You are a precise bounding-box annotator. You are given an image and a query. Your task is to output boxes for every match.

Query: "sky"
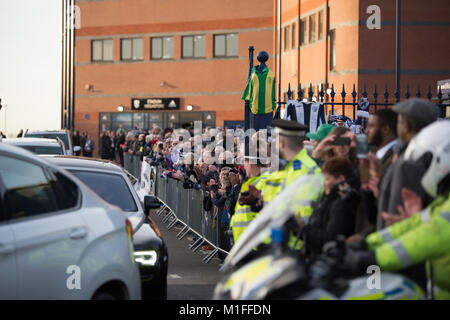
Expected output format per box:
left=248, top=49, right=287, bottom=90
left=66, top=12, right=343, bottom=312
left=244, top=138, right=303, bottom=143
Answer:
left=0, top=0, right=61, bottom=137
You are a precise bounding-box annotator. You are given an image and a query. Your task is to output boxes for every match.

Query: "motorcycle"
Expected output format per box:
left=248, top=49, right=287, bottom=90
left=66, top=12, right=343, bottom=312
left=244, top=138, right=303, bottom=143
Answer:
left=213, top=174, right=426, bottom=300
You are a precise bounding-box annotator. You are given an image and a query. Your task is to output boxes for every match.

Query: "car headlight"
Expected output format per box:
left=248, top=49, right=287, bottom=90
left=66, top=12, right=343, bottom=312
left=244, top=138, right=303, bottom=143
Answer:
left=134, top=250, right=158, bottom=266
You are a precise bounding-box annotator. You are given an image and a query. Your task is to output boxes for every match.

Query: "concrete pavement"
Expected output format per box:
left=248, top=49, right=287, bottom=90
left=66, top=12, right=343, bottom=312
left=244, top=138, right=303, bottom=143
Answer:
left=150, top=210, right=224, bottom=300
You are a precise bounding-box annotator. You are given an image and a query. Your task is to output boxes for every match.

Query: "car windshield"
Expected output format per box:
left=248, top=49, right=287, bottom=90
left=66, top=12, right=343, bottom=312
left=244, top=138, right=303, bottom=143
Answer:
left=70, top=170, right=138, bottom=212
left=20, top=145, right=64, bottom=155
left=25, top=133, right=69, bottom=150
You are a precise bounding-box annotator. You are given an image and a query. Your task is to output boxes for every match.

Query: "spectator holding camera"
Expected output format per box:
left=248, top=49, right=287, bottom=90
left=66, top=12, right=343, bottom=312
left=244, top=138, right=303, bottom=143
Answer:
left=312, top=126, right=357, bottom=167
left=299, top=156, right=360, bottom=259
left=305, top=123, right=335, bottom=165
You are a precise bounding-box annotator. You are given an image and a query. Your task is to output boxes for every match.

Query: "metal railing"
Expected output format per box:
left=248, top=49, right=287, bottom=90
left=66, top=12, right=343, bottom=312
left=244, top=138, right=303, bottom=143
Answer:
left=123, top=153, right=142, bottom=178
left=145, top=165, right=229, bottom=263
left=277, top=83, right=449, bottom=121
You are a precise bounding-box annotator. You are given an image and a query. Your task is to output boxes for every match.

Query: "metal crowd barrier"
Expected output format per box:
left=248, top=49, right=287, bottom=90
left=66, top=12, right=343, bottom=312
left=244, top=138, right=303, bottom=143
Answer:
left=123, top=153, right=142, bottom=178
left=148, top=165, right=229, bottom=264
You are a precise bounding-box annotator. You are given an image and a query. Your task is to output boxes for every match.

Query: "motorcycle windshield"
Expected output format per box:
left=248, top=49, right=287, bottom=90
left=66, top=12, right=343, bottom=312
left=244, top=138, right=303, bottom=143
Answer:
left=222, top=173, right=324, bottom=272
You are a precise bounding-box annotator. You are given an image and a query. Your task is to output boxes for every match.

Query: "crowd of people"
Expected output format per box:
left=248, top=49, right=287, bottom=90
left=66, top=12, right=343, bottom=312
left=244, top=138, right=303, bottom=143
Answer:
left=103, top=123, right=249, bottom=251
left=71, top=130, right=95, bottom=157
left=92, top=98, right=448, bottom=299
left=133, top=109, right=400, bottom=257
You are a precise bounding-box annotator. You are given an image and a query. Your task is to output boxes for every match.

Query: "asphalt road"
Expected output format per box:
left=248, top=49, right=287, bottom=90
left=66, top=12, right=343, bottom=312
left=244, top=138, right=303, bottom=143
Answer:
left=150, top=210, right=224, bottom=300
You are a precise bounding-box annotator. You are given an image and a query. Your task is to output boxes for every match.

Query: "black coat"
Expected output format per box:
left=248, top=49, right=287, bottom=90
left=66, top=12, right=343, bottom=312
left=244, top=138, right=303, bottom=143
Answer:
left=101, top=135, right=112, bottom=159
left=116, top=134, right=125, bottom=150
left=377, top=148, right=433, bottom=229
left=72, top=134, right=81, bottom=147
left=225, top=184, right=241, bottom=216
left=80, top=135, right=87, bottom=149
left=301, top=184, right=359, bottom=258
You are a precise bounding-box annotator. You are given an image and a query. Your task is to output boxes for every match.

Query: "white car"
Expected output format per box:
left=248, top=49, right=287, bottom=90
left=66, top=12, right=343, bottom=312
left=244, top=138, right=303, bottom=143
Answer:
left=0, top=143, right=141, bottom=299
left=2, top=137, right=66, bottom=155
left=44, top=156, right=169, bottom=300
left=23, top=129, right=76, bottom=156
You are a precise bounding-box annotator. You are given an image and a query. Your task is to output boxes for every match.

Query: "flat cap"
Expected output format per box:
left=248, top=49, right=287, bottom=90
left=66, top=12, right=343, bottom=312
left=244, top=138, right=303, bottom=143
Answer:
left=306, top=123, right=335, bottom=141
left=392, top=98, right=438, bottom=127
left=272, top=119, right=308, bottom=137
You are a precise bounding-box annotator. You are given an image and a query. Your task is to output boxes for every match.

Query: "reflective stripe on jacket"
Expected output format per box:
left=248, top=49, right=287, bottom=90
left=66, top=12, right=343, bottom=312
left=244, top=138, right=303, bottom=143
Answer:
left=260, top=149, right=322, bottom=249
left=263, top=148, right=321, bottom=217
left=230, top=173, right=269, bottom=242
left=366, top=196, right=450, bottom=299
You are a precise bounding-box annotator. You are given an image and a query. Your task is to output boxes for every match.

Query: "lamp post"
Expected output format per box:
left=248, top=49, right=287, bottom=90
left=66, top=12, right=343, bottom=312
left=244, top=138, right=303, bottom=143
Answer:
left=277, top=0, right=282, bottom=118
left=395, top=0, right=401, bottom=96
left=1, top=104, right=7, bottom=136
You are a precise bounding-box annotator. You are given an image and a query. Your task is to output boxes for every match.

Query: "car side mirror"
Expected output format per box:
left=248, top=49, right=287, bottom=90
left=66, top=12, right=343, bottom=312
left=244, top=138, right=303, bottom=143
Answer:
left=144, top=195, right=160, bottom=215
left=73, top=146, right=81, bottom=153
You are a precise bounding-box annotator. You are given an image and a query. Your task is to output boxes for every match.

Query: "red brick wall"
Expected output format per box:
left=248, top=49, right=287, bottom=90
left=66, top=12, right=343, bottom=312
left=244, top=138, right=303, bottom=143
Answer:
left=74, top=0, right=276, bottom=156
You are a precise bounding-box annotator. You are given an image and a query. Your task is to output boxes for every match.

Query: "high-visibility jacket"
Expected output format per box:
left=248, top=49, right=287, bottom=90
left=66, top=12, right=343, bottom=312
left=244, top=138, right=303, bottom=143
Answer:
left=242, top=66, right=276, bottom=115
left=230, top=172, right=269, bottom=243
left=263, top=148, right=321, bottom=221
left=366, top=195, right=450, bottom=300
left=261, top=148, right=322, bottom=249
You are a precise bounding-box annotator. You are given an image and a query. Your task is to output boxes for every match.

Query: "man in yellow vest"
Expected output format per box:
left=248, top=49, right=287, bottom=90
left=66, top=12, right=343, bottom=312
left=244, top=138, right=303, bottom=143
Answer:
left=230, top=145, right=270, bottom=243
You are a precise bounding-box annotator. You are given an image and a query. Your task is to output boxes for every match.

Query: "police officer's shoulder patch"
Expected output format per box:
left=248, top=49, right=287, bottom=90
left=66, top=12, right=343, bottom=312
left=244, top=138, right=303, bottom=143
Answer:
left=293, top=160, right=302, bottom=170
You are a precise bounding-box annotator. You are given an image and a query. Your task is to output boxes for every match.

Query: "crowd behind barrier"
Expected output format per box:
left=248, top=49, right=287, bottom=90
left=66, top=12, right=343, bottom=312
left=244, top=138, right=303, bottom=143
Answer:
left=154, top=165, right=229, bottom=263
left=130, top=158, right=230, bottom=263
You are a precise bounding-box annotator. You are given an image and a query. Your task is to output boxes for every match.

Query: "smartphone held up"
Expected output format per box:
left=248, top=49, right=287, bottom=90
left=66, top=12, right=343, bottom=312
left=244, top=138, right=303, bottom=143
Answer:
left=355, top=134, right=370, bottom=159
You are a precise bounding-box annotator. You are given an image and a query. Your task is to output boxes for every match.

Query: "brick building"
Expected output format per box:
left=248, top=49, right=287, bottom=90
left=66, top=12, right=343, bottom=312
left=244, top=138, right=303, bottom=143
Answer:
left=279, top=0, right=450, bottom=103
left=73, top=0, right=450, bottom=152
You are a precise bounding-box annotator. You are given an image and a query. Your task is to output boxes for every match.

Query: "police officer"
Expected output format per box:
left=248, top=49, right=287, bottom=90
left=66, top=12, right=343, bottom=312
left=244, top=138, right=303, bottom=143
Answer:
left=343, top=120, right=450, bottom=299
left=262, top=119, right=321, bottom=220
left=239, top=119, right=322, bottom=250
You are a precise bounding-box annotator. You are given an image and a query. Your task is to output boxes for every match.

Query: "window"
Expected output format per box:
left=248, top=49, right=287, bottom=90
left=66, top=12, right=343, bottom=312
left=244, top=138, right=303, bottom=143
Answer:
left=112, top=113, right=132, bottom=131
left=284, top=26, right=290, bottom=51
left=318, top=11, right=324, bottom=40
left=214, top=33, right=238, bottom=57
left=24, top=133, right=70, bottom=153
left=149, top=112, right=164, bottom=129
left=182, top=35, right=205, bottom=58
left=0, top=156, right=59, bottom=220
left=300, top=18, right=307, bottom=45
left=133, top=113, right=145, bottom=130
left=0, top=194, right=4, bottom=221
left=291, top=23, right=296, bottom=48
left=330, top=29, right=336, bottom=70
left=19, top=145, right=64, bottom=155
left=121, top=38, right=143, bottom=61
left=151, top=37, right=174, bottom=59
left=50, top=171, right=80, bottom=210
left=70, top=171, right=137, bottom=212
left=309, top=14, right=316, bottom=43
left=92, top=39, right=113, bottom=62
